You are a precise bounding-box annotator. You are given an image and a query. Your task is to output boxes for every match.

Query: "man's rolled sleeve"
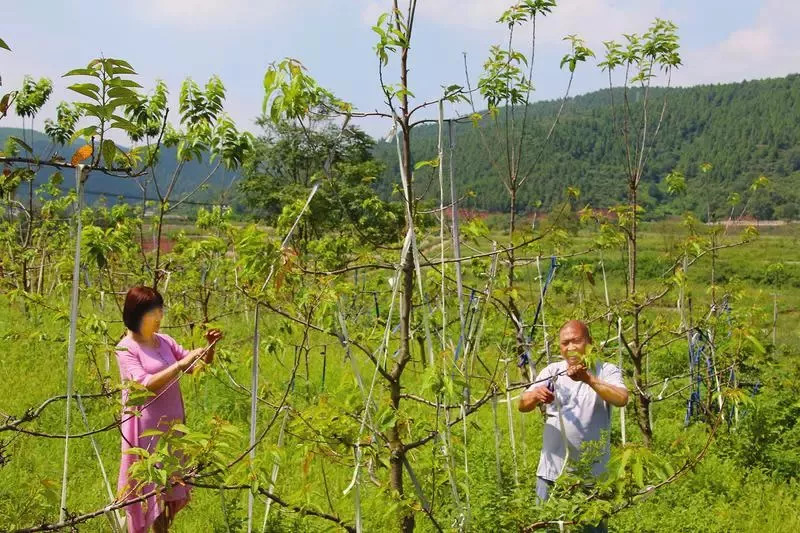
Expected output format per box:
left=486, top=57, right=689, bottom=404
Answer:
left=600, top=363, right=627, bottom=390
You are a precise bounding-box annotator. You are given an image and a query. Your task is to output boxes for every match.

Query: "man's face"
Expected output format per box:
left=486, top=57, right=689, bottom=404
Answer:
left=559, top=324, right=589, bottom=364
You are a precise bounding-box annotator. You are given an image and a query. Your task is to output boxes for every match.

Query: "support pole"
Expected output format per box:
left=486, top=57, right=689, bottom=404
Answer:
left=438, top=99, right=447, bottom=352
left=504, top=365, right=520, bottom=486
left=247, top=303, right=260, bottom=533
left=77, top=394, right=123, bottom=532
left=618, top=317, right=626, bottom=445
left=491, top=394, right=503, bottom=486
left=59, top=164, right=88, bottom=522
left=772, top=293, right=778, bottom=345
left=261, top=407, right=290, bottom=532
left=448, top=120, right=465, bottom=363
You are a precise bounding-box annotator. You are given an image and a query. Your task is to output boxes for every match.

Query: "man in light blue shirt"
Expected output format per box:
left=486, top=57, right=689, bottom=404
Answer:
left=519, top=320, right=628, bottom=531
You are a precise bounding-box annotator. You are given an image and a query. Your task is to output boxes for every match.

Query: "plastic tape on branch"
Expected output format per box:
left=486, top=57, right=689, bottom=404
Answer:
left=518, top=256, right=559, bottom=368
left=686, top=331, right=700, bottom=424
left=685, top=328, right=714, bottom=425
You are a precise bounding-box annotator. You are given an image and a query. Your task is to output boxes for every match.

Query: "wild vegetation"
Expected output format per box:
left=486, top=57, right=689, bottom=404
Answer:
left=1, top=3, right=799, bottom=533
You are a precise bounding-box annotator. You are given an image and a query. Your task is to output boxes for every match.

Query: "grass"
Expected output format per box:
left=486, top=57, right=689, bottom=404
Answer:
left=0, top=221, right=798, bottom=531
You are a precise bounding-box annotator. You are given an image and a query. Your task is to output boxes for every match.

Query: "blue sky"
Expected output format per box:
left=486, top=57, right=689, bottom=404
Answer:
left=2, top=0, right=798, bottom=139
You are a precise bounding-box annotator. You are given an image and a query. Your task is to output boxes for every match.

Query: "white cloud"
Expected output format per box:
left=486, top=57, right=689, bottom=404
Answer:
left=360, top=1, right=386, bottom=26
left=362, top=1, right=667, bottom=42
left=359, top=0, right=800, bottom=88
left=130, top=0, right=289, bottom=28
left=360, top=0, right=681, bottom=68
left=361, top=0, right=504, bottom=28
left=675, top=0, right=800, bottom=85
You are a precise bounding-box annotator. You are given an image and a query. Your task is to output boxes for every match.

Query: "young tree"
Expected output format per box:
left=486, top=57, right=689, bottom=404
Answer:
left=474, top=1, right=593, bottom=378
left=599, top=19, right=681, bottom=445
left=239, top=120, right=403, bottom=250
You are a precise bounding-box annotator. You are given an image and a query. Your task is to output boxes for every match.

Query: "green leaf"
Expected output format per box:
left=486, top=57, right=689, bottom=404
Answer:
left=8, top=136, right=33, bottom=154
left=67, top=83, right=101, bottom=101
left=414, top=157, right=439, bottom=170
left=102, top=139, right=117, bottom=167
left=106, top=58, right=137, bottom=72
left=750, top=175, right=770, bottom=191
left=109, top=78, right=143, bottom=89
left=107, top=96, right=142, bottom=109
left=107, top=86, right=139, bottom=99
left=0, top=37, right=10, bottom=51
left=70, top=125, right=98, bottom=143
left=124, top=447, right=151, bottom=457
left=665, top=170, right=686, bottom=195
left=49, top=171, right=64, bottom=187
left=172, top=423, right=191, bottom=434
left=109, top=65, right=137, bottom=76
left=745, top=334, right=766, bottom=354
left=618, top=448, right=632, bottom=476
left=79, top=103, right=106, bottom=118
left=632, top=457, right=644, bottom=488
left=106, top=58, right=134, bottom=69
left=567, top=186, right=581, bottom=199
left=263, top=69, right=277, bottom=92
left=110, top=116, right=140, bottom=133
left=462, top=218, right=489, bottom=240
left=63, top=68, right=95, bottom=77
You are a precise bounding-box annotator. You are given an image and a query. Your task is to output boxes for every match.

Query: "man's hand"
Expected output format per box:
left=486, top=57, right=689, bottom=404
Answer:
left=529, top=385, right=555, bottom=404
left=519, top=385, right=554, bottom=412
left=567, top=363, right=591, bottom=383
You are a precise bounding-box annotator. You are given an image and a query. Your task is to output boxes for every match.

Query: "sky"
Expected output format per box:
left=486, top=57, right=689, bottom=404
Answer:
left=2, top=0, right=799, bottom=139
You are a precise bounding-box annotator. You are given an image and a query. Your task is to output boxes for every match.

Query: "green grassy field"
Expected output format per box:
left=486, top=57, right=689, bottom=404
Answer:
left=1, top=221, right=799, bottom=532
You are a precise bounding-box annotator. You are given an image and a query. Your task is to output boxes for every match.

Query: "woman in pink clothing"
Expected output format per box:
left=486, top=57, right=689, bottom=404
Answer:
left=115, top=286, right=222, bottom=533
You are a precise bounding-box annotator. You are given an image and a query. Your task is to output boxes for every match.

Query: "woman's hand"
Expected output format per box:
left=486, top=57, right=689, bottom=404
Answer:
left=205, top=329, right=223, bottom=345
left=202, top=329, right=223, bottom=365
left=177, top=348, right=205, bottom=371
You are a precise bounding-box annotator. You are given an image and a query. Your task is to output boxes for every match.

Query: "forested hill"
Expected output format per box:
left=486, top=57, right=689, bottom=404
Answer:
left=0, top=128, right=238, bottom=208
left=374, top=74, right=800, bottom=220
left=4, top=75, right=799, bottom=219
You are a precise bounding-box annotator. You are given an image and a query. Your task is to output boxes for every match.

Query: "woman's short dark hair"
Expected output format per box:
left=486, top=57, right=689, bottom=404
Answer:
left=123, top=286, right=164, bottom=333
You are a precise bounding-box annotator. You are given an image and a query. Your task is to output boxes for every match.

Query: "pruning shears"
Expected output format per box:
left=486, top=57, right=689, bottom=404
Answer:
left=540, top=375, right=558, bottom=418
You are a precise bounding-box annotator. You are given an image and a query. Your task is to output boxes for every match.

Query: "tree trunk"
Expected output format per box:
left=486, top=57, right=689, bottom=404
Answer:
left=630, top=352, right=652, bottom=447
left=508, top=185, right=526, bottom=378
left=390, top=232, right=415, bottom=533
left=153, top=202, right=166, bottom=288
left=628, top=179, right=653, bottom=444
left=390, top=58, right=415, bottom=532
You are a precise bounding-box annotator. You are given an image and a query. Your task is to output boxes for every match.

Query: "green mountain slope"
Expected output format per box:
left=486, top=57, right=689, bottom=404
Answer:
left=375, top=74, right=800, bottom=220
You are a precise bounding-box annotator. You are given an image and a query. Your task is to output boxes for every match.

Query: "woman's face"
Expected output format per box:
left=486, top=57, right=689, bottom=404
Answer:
left=139, top=306, right=163, bottom=337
